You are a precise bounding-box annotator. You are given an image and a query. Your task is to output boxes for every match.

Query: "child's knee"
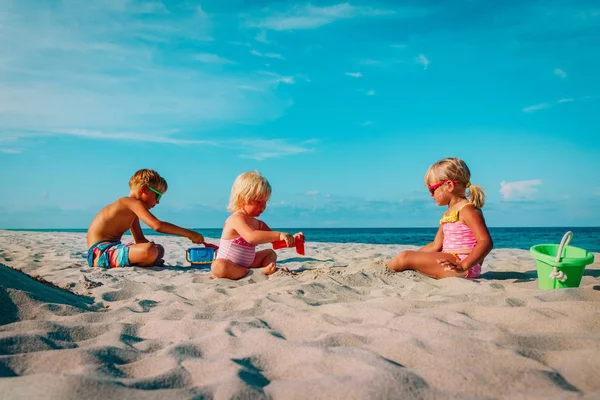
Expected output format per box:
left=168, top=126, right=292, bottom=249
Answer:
left=210, top=263, right=227, bottom=279
left=154, top=243, right=165, bottom=260
left=267, top=249, right=277, bottom=260
left=387, top=251, right=409, bottom=271
left=139, top=242, right=159, bottom=263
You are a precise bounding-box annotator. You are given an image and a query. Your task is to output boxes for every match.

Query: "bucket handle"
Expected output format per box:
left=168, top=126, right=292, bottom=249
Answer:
left=554, top=231, right=572, bottom=263
left=549, top=231, right=572, bottom=283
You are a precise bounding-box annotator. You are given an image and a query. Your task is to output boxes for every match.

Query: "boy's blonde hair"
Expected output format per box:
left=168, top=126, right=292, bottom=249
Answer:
left=228, top=170, right=272, bottom=212
left=424, top=157, right=485, bottom=208
left=129, top=169, right=168, bottom=193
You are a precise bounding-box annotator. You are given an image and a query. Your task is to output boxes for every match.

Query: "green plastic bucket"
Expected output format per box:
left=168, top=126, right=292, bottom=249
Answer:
left=530, top=232, right=594, bottom=290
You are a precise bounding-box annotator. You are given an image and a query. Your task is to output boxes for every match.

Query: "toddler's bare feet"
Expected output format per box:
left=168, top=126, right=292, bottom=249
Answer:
left=262, top=263, right=277, bottom=275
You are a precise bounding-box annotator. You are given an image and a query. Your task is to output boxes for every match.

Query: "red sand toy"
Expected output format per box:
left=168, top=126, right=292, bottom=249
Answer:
left=272, top=236, right=305, bottom=255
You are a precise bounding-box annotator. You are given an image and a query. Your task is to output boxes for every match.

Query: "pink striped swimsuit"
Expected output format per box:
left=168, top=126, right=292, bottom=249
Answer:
left=215, top=236, right=256, bottom=268
left=441, top=203, right=481, bottom=278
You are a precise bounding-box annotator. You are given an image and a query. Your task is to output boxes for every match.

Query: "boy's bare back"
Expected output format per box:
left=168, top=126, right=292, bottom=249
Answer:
left=87, top=197, right=144, bottom=247
left=85, top=169, right=204, bottom=268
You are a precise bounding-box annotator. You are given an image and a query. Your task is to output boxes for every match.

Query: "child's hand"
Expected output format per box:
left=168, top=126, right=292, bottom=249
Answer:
left=189, top=232, right=205, bottom=244
left=436, top=258, right=466, bottom=272
left=293, top=232, right=305, bottom=241
left=279, top=232, right=294, bottom=247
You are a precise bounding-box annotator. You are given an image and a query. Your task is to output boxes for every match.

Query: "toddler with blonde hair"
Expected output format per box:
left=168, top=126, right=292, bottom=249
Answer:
left=211, top=170, right=304, bottom=280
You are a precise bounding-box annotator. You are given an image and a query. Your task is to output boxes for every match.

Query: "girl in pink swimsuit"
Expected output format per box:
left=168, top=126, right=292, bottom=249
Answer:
left=211, top=170, right=304, bottom=280
left=387, top=158, right=493, bottom=279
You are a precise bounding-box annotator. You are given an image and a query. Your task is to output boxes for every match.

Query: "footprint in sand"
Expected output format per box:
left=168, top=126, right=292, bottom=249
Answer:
left=506, top=297, right=526, bottom=307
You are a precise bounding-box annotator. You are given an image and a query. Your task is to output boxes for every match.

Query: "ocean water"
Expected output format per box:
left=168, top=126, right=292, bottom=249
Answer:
left=7, top=227, right=600, bottom=252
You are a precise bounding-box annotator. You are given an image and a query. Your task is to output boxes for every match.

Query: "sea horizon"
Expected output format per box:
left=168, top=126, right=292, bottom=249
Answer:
left=4, top=226, right=599, bottom=252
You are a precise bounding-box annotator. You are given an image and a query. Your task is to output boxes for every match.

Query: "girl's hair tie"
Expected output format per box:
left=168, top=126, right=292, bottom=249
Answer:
left=465, top=181, right=471, bottom=188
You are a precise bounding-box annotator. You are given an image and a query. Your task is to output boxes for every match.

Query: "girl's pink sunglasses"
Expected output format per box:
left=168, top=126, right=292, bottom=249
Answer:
left=427, top=180, right=458, bottom=196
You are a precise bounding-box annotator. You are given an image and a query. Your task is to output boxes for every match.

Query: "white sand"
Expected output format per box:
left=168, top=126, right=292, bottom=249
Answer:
left=1, top=229, right=599, bottom=399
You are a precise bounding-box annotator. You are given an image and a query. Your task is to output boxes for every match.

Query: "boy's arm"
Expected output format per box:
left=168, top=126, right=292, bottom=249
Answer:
left=230, top=214, right=282, bottom=245
left=126, top=198, right=204, bottom=243
left=420, top=225, right=444, bottom=252
left=130, top=217, right=149, bottom=244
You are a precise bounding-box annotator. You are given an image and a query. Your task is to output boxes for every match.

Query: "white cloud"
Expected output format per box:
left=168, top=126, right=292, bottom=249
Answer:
left=365, top=90, right=376, bottom=96
left=227, top=41, right=252, bottom=47
left=523, top=103, right=552, bottom=112
left=251, top=50, right=285, bottom=60
left=258, top=71, right=296, bottom=85
left=247, top=3, right=395, bottom=31
left=0, top=128, right=319, bottom=161
left=134, top=2, right=170, bottom=15
left=0, top=148, right=22, bottom=154
left=416, top=54, right=430, bottom=69
left=194, top=5, right=209, bottom=20
left=195, top=53, right=234, bottom=64
left=237, top=85, right=264, bottom=92
left=236, top=139, right=315, bottom=160
left=500, top=180, right=542, bottom=200
left=359, top=59, right=385, bottom=66
left=554, top=68, right=567, bottom=78
left=255, top=30, right=270, bottom=44
left=523, top=98, right=574, bottom=112
left=2, top=128, right=217, bottom=146
left=0, top=0, right=293, bottom=151
left=54, top=129, right=217, bottom=145
left=306, top=190, right=320, bottom=196
left=279, top=76, right=295, bottom=84
left=345, top=72, right=363, bottom=78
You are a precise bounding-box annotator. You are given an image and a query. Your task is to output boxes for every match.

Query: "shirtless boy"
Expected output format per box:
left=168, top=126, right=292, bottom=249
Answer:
left=86, top=169, right=204, bottom=268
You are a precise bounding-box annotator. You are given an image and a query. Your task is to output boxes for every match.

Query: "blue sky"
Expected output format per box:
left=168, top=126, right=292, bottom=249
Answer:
left=0, top=0, right=599, bottom=229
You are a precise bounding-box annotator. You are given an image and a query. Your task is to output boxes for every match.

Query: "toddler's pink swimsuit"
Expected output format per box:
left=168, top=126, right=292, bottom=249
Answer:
left=216, top=236, right=256, bottom=268
left=441, top=203, right=482, bottom=278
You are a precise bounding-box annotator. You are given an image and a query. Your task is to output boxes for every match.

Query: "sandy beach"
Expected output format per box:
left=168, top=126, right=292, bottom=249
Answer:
left=1, top=229, right=599, bottom=399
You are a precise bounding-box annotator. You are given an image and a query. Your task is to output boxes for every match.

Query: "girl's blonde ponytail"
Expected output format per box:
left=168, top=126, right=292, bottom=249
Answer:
left=468, top=184, right=485, bottom=209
